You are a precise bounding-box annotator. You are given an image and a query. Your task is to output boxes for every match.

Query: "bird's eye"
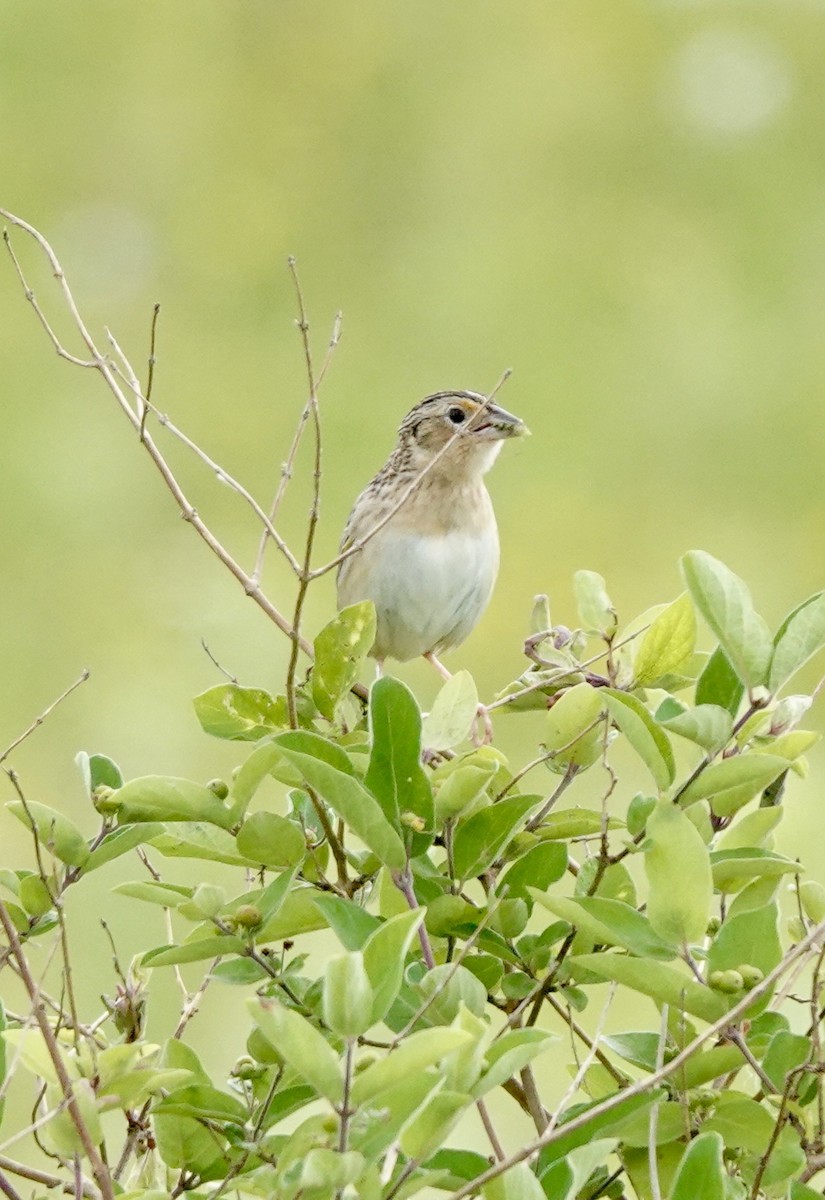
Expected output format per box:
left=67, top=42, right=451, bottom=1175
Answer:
left=448, top=407, right=466, bottom=425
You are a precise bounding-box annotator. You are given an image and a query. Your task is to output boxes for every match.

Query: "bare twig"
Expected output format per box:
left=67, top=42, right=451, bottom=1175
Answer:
left=139, top=302, right=160, bottom=439
left=1, top=211, right=309, bottom=657
left=0, top=902, right=113, bottom=1200
left=252, top=309, right=342, bottom=586
left=200, top=639, right=239, bottom=684
left=0, top=671, right=90, bottom=765
left=648, top=1004, right=668, bottom=1200
left=0, top=1155, right=96, bottom=1199
left=285, top=257, right=324, bottom=726
left=448, top=916, right=825, bottom=1199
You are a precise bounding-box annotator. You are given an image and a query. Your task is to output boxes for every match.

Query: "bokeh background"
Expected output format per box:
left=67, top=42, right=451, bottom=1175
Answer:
left=2, top=0, right=825, bottom=1169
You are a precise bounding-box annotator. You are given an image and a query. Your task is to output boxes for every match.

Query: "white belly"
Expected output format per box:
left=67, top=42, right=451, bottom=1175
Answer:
left=339, top=527, right=500, bottom=662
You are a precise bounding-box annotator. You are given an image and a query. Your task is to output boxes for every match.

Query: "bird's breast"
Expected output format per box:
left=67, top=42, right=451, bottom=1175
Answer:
left=339, top=523, right=500, bottom=662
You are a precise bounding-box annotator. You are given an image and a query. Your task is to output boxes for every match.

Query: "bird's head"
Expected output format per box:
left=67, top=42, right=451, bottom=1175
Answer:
left=396, top=391, right=529, bottom=476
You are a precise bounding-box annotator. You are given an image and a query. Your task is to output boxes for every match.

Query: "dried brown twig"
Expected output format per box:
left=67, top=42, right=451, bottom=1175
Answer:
left=0, top=210, right=310, bottom=658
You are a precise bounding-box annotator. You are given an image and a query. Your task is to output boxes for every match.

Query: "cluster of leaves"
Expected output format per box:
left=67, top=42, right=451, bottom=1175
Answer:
left=3, top=551, right=825, bottom=1200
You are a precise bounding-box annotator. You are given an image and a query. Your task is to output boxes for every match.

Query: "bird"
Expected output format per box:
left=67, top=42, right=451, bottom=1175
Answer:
left=337, top=390, right=528, bottom=705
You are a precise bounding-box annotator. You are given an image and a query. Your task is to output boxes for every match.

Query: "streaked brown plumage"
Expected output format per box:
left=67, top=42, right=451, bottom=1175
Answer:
left=337, top=391, right=528, bottom=670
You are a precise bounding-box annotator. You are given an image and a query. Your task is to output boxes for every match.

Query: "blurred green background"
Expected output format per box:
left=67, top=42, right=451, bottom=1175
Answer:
left=2, top=0, right=825, bottom=1147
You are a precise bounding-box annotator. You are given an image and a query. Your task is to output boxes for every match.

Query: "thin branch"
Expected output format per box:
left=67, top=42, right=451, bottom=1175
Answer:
left=285, top=257, right=323, bottom=726
left=139, top=302, right=160, bottom=439
left=105, top=341, right=303, bottom=577
left=200, top=639, right=239, bottom=685
left=0, top=671, right=90, bottom=765
left=393, top=869, right=435, bottom=970
left=1, top=212, right=309, bottom=657
left=648, top=1004, right=668, bottom=1200
left=0, top=902, right=113, bottom=1200
left=252, top=310, right=342, bottom=586
left=0, top=1155, right=97, bottom=1199
left=476, top=1097, right=506, bottom=1161
left=448, top=915, right=825, bottom=1200
left=487, top=626, right=648, bottom=715
left=543, top=983, right=617, bottom=1139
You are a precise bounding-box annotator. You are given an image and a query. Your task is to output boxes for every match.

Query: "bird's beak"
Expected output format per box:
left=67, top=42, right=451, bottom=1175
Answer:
left=471, top=402, right=530, bottom=439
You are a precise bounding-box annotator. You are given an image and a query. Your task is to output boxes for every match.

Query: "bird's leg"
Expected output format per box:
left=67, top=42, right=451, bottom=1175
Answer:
left=423, top=653, right=493, bottom=746
left=375, top=659, right=385, bottom=680
left=423, top=652, right=452, bottom=681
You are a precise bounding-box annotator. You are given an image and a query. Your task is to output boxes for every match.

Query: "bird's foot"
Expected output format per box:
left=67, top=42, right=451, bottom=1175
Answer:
left=472, top=703, right=494, bottom=747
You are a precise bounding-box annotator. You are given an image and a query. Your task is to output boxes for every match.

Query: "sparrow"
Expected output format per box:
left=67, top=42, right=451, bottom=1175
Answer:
left=337, top=390, right=528, bottom=687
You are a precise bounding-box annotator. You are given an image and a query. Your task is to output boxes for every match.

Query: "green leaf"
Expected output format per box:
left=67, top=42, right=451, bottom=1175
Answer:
left=574, top=570, right=617, bottom=637
left=715, top=807, right=782, bottom=852
left=7, top=801, right=89, bottom=868
left=770, top=591, right=825, bottom=692
left=256, top=868, right=297, bottom=925
left=323, top=951, right=375, bottom=1038
left=604, top=690, right=675, bottom=791
left=482, top=1161, right=546, bottom=1200
left=312, top=601, right=376, bottom=720
left=537, top=1092, right=660, bottom=1168
left=19, top=875, right=53, bottom=918
left=154, top=1111, right=226, bottom=1173
left=421, top=670, right=479, bottom=749
left=2, top=1028, right=63, bottom=1085
left=710, top=848, right=802, bottom=891
left=350, top=1026, right=472, bottom=1104
left=257, top=887, right=329, bottom=941
left=274, top=731, right=406, bottom=869
left=142, top=935, right=245, bottom=966
left=114, top=880, right=193, bottom=907
left=365, top=677, right=433, bottom=852
left=472, top=1029, right=556, bottom=1098
left=362, top=908, right=425, bottom=1023
left=151, top=823, right=251, bottom=867
left=706, top=903, right=781, bottom=1013
left=545, top=682, right=605, bottom=771
left=496, top=841, right=567, bottom=901
left=535, top=808, right=607, bottom=840
left=657, top=703, right=733, bottom=754
left=76, top=751, right=124, bottom=795
left=400, top=1090, right=471, bottom=1163
left=435, top=763, right=497, bottom=822
left=568, top=955, right=728, bottom=1023
left=193, top=683, right=286, bottom=740
left=538, top=1141, right=619, bottom=1200
left=679, top=754, right=790, bottom=816
left=154, top=1083, right=247, bottom=1123
left=695, top=645, right=745, bottom=716
left=681, top=551, right=772, bottom=690
left=452, top=795, right=541, bottom=880
left=645, top=799, right=712, bottom=947
left=235, top=811, right=305, bottom=869
left=530, top=894, right=676, bottom=960
left=312, top=893, right=382, bottom=948
left=762, top=1030, right=810, bottom=1092
left=115, top=777, right=234, bottom=829
left=413, top=964, right=488, bottom=1026
left=84, top=823, right=165, bottom=871
left=634, top=594, right=697, bottom=688
left=247, top=996, right=344, bottom=1103
left=609, top=1101, right=684, bottom=1148
left=704, top=1092, right=805, bottom=1186
left=428, top=1149, right=491, bottom=1186
left=667, top=1131, right=725, bottom=1200
left=602, top=1032, right=661, bottom=1072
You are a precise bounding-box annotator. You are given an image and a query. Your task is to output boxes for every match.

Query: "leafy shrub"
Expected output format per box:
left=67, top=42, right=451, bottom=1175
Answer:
left=3, top=553, right=825, bottom=1200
